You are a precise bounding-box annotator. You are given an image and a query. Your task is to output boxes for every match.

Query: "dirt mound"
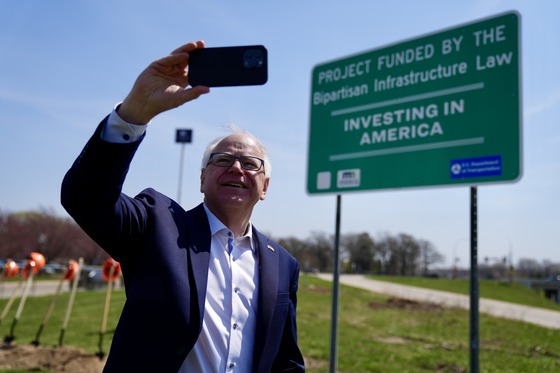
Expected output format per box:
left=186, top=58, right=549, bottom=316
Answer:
left=369, top=296, right=444, bottom=312
left=0, top=343, right=105, bottom=373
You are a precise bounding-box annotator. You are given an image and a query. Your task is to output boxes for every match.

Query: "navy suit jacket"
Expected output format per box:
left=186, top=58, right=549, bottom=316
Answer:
left=61, top=117, right=305, bottom=372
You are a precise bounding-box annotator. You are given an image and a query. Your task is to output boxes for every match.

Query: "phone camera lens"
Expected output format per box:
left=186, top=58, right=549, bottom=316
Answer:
left=243, top=49, right=264, bottom=69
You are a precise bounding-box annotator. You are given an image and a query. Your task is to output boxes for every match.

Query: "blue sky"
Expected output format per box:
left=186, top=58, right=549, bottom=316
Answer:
left=1, top=0, right=559, bottom=268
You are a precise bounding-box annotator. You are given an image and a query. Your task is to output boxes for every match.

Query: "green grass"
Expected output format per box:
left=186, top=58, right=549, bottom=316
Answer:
left=369, top=275, right=560, bottom=311
left=1, top=276, right=560, bottom=372
left=0, top=288, right=125, bottom=353
left=298, top=275, right=560, bottom=372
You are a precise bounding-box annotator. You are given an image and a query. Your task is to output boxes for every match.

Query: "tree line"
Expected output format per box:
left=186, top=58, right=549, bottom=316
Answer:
left=0, top=209, right=445, bottom=275
left=0, top=209, right=108, bottom=265
left=1, top=209, right=558, bottom=279
left=275, top=231, right=445, bottom=276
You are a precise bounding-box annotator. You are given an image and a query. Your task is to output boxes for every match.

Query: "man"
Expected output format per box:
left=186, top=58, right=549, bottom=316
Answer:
left=61, top=41, right=305, bottom=372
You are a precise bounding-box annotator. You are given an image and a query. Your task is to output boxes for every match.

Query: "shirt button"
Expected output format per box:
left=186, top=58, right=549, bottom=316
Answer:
left=122, top=134, right=130, bottom=141
left=234, top=287, right=240, bottom=293
left=233, top=323, right=238, bottom=330
left=228, top=363, right=235, bottom=370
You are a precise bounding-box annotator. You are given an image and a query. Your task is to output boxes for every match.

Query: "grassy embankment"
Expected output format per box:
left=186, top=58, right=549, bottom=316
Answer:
left=0, top=275, right=559, bottom=372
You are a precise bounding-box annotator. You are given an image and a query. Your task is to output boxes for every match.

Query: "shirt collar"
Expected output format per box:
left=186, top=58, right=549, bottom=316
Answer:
left=203, top=204, right=255, bottom=250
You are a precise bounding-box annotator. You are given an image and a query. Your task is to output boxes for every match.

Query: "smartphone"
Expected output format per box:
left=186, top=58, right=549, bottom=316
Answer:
left=188, top=45, right=268, bottom=87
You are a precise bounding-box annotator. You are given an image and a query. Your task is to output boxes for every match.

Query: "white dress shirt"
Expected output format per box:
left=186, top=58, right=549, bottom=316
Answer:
left=181, top=206, right=259, bottom=372
left=101, top=108, right=260, bottom=372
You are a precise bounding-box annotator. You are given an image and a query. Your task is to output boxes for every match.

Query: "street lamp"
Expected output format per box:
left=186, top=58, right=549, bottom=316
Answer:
left=175, top=129, right=193, bottom=206
left=452, top=238, right=467, bottom=279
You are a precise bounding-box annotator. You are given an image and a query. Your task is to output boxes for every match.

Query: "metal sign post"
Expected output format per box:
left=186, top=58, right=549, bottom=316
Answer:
left=470, top=186, right=479, bottom=373
left=329, top=195, right=342, bottom=373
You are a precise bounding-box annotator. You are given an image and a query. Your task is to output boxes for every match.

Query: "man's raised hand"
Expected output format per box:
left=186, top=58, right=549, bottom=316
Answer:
left=118, top=41, right=210, bottom=125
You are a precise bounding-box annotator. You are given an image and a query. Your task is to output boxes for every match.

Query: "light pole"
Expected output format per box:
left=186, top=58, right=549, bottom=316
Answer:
left=175, top=129, right=193, bottom=206
left=452, top=238, right=467, bottom=279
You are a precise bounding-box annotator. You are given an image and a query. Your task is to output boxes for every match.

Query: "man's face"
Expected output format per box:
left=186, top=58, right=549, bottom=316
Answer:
left=200, top=133, right=270, bottom=218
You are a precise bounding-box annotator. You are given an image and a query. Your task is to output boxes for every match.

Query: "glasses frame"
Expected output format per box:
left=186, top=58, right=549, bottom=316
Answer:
left=207, top=152, right=265, bottom=172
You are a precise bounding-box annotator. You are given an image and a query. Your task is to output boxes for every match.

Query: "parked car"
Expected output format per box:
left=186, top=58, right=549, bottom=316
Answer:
left=78, top=266, right=105, bottom=290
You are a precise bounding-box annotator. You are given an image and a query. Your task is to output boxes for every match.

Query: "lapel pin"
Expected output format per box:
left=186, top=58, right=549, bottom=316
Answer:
left=267, top=244, right=275, bottom=252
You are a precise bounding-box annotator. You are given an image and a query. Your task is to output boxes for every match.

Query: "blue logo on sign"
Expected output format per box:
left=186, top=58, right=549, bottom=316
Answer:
left=450, top=155, right=502, bottom=179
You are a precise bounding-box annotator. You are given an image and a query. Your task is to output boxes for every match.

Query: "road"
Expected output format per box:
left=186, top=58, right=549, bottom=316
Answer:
left=316, top=274, right=560, bottom=330
left=0, top=278, right=122, bottom=300
left=0, top=279, right=65, bottom=299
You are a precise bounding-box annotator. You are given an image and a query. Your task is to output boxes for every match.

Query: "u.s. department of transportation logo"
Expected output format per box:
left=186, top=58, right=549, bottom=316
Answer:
left=337, top=169, right=361, bottom=188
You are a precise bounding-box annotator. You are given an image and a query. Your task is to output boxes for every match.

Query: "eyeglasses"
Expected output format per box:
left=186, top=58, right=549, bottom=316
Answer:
left=207, top=152, right=265, bottom=172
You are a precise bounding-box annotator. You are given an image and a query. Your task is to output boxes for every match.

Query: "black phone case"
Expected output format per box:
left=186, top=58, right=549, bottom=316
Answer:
left=188, top=45, right=268, bottom=87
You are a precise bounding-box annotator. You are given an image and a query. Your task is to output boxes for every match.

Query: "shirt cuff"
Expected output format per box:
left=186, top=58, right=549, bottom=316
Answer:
left=101, top=104, right=149, bottom=143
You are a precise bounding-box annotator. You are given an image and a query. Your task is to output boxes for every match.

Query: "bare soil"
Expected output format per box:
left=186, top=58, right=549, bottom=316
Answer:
left=369, top=296, right=444, bottom=312
left=0, top=343, right=105, bottom=373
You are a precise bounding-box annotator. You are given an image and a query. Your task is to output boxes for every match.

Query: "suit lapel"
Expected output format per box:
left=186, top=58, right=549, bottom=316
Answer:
left=253, top=228, right=279, bottom=365
left=185, top=204, right=211, bottom=322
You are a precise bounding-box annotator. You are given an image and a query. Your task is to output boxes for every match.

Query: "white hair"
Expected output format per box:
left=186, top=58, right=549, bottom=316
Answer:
left=201, top=124, right=271, bottom=178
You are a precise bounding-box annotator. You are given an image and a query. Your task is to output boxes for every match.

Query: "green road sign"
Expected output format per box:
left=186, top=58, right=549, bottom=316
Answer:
left=307, top=12, right=521, bottom=194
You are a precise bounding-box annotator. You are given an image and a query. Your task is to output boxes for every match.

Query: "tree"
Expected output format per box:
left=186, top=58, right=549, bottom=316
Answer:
left=342, top=232, right=375, bottom=273
left=418, top=239, right=445, bottom=275
left=541, top=259, right=560, bottom=279
left=374, top=232, right=396, bottom=275
left=307, top=232, right=333, bottom=273
left=277, top=236, right=311, bottom=271
left=376, top=232, right=427, bottom=276
left=0, top=209, right=107, bottom=264
left=516, top=258, right=541, bottom=278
